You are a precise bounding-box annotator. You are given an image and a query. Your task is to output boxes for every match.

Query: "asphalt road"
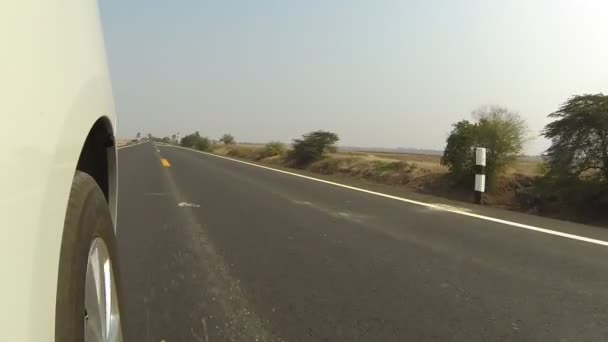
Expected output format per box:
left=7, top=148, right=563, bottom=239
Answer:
left=117, top=143, right=608, bottom=342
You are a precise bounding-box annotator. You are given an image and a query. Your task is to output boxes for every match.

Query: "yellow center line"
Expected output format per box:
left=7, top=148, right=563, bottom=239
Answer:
left=161, top=158, right=171, bottom=167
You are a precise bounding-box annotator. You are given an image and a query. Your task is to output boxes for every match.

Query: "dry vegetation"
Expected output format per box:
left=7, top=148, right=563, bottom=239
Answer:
left=210, top=143, right=545, bottom=213
left=199, top=140, right=608, bottom=226
left=211, top=144, right=542, bottom=178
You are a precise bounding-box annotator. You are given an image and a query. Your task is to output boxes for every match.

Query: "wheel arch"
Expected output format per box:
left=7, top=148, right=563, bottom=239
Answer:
left=75, top=116, right=118, bottom=225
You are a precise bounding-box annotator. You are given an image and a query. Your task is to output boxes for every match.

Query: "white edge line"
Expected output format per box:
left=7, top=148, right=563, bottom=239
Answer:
left=165, top=145, right=608, bottom=247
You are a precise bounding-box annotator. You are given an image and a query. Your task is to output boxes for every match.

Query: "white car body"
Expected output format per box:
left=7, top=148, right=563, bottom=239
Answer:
left=0, top=1, right=117, bottom=340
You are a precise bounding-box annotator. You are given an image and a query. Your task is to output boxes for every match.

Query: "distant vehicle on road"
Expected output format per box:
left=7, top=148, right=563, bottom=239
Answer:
left=1, top=1, right=124, bottom=341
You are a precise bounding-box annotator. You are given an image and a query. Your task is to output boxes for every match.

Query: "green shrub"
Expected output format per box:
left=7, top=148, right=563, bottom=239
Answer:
left=258, top=141, right=286, bottom=159
left=220, top=133, right=235, bottom=145
left=287, top=130, right=339, bottom=167
left=530, top=177, right=608, bottom=221
left=179, top=131, right=211, bottom=151
left=441, top=120, right=476, bottom=179
left=195, top=137, right=210, bottom=151
left=441, top=106, right=527, bottom=192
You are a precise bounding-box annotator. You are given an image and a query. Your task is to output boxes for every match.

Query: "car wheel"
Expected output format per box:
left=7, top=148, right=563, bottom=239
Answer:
left=56, top=171, right=124, bottom=342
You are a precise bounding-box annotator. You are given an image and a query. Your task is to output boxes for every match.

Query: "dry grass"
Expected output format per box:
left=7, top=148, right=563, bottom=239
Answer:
left=335, top=151, right=447, bottom=174
left=214, top=144, right=541, bottom=179
left=215, top=144, right=541, bottom=179
left=116, top=139, right=130, bottom=148
left=339, top=150, right=542, bottom=177
left=506, top=159, right=542, bottom=176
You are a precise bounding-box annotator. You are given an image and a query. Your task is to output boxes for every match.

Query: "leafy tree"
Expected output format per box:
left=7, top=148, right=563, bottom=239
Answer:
left=441, top=120, right=477, bottom=179
left=441, top=106, right=527, bottom=190
left=195, top=137, right=210, bottom=151
left=136, top=132, right=141, bottom=139
left=180, top=131, right=211, bottom=151
left=180, top=131, right=199, bottom=147
left=288, top=130, right=339, bottom=166
left=162, top=136, right=172, bottom=144
left=171, top=134, right=177, bottom=142
left=474, top=105, right=527, bottom=186
left=543, top=94, right=608, bottom=181
left=220, top=133, right=235, bottom=145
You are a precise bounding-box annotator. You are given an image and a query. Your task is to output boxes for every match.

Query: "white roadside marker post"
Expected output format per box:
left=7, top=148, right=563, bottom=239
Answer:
left=474, top=147, right=486, bottom=204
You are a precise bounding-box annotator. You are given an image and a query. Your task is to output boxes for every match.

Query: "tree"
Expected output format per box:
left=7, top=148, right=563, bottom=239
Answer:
left=543, top=94, right=608, bottom=181
left=441, top=120, right=477, bottom=179
left=288, top=130, right=339, bottom=166
left=441, top=106, right=527, bottom=190
left=474, top=105, right=527, bottom=185
left=194, top=137, right=210, bottom=151
left=171, top=134, right=177, bottom=142
left=180, top=131, right=199, bottom=147
left=181, top=131, right=201, bottom=147
left=180, top=131, right=211, bottom=151
left=136, top=132, right=141, bottom=139
left=220, top=133, right=235, bottom=145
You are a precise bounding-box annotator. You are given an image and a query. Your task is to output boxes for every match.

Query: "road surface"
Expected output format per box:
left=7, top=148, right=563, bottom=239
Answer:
left=117, top=143, right=608, bottom=341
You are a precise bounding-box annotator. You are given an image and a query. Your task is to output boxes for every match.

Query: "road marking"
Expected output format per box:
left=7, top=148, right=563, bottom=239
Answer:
left=161, top=158, right=171, bottom=167
left=178, top=202, right=200, bottom=208
left=165, top=145, right=608, bottom=247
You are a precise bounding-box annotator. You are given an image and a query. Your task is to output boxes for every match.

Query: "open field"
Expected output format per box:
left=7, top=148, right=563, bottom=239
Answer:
left=335, top=151, right=447, bottom=174
left=336, top=149, right=541, bottom=177
left=223, top=143, right=542, bottom=177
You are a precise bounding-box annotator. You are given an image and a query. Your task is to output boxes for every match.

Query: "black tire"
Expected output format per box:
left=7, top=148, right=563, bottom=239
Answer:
left=55, top=171, right=124, bottom=342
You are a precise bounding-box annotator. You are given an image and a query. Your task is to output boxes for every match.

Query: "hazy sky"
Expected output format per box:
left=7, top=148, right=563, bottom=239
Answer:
left=100, top=0, right=608, bottom=154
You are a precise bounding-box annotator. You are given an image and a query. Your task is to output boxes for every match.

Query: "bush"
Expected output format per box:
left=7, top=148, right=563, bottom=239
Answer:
left=195, top=137, right=210, bottom=151
left=258, top=141, right=286, bottom=159
left=181, top=131, right=210, bottom=151
left=226, top=145, right=261, bottom=159
left=308, top=157, right=419, bottom=185
left=287, top=130, right=339, bottom=167
left=441, top=106, right=527, bottom=192
left=441, top=120, right=477, bottom=180
left=308, top=157, right=351, bottom=174
left=528, top=177, right=608, bottom=221
left=220, top=133, right=235, bottom=145
left=208, top=143, right=223, bottom=152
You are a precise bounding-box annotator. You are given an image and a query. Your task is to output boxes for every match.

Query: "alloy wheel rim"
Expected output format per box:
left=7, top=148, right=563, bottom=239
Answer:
left=84, top=238, right=123, bottom=342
